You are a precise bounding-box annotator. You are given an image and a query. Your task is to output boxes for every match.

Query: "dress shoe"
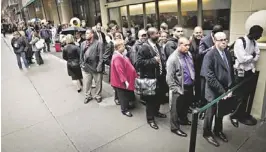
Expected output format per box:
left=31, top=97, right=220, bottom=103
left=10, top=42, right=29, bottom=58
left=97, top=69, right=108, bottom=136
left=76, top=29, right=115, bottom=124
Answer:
left=95, top=98, right=102, bottom=103
left=230, top=117, right=239, bottom=128
left=122, top=111, right=133, bottom=117
left=156, top=112, right=167, bottom=118
left=188, top=108, right=192, bottom=113
left=204, top=135, right=220, bottom=147
left=214, top=132, right=228, bottom=142
left=180, top=120, right=192, bottom=126
left=77, top=89, right=82, bottom=93
left=171, top=129, right=187, bottom=137
left=179, top=118, right=192, bottom=125
left=114, top=99, right=120, bottom=105
left=148, top=121, right=159, bottom=130
left=84, top=97, right=93, bottom=104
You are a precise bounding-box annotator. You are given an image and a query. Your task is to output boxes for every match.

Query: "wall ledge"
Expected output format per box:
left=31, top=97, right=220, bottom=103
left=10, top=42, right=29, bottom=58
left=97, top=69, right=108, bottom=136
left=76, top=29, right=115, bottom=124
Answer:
left=258, top=43, right=266, bottom=50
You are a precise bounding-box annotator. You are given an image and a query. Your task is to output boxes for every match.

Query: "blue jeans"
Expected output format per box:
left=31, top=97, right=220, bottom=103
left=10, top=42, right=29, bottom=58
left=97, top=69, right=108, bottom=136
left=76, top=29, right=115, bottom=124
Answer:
left=16, top=52, right=29, bottom=69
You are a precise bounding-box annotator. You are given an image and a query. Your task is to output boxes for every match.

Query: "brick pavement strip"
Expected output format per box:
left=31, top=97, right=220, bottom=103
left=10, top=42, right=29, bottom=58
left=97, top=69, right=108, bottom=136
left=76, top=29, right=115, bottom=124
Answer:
left=2, top=34, right=266, bottom=152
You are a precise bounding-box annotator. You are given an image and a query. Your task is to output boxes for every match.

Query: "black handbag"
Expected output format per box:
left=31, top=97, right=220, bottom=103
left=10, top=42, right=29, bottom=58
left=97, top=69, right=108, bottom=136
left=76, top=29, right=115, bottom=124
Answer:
left=135, top=78, right=157, bottom=96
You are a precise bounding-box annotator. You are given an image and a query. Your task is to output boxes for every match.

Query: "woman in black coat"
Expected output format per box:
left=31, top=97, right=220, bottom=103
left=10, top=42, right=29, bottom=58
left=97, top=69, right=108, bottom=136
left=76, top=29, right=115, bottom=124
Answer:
left=63, top=34, right=83, bottom=93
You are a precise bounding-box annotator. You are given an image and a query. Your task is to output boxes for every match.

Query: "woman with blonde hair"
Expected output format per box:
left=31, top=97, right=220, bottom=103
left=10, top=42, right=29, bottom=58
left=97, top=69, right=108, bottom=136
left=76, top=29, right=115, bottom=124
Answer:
left=62, top=34, right=83, bottom=92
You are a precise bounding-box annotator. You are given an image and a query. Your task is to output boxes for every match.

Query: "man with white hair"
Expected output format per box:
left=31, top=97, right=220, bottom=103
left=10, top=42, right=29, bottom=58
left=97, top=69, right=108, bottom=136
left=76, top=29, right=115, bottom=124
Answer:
left=202, top=32, right=234, bottom=147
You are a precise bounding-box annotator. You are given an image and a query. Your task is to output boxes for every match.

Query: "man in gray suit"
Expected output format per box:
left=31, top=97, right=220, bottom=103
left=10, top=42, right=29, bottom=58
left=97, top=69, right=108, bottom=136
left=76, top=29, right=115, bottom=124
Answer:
left=166, top=37, right=195, bottom=137
left=202, top=32, right=234, bottom=147
left=80, top=29, right=104, bottom=103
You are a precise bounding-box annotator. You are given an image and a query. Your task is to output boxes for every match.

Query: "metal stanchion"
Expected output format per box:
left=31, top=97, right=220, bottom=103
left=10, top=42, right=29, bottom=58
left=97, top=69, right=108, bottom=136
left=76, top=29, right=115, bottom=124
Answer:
left=189, top=111, right=199, bottom=152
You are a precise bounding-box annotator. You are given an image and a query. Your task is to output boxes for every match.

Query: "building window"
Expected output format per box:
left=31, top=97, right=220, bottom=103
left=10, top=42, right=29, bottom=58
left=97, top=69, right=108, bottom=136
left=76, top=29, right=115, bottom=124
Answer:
left=108, top=7, right=121, bottom=27
left=202, top=0, right=230, bottom=30
left=159, top=0, right=178, bottom=29
left=181, top=0, right=197, bottom=29
left=146, top=2, right=157, bottom=27
left=129, top=4, right=144, bottom=30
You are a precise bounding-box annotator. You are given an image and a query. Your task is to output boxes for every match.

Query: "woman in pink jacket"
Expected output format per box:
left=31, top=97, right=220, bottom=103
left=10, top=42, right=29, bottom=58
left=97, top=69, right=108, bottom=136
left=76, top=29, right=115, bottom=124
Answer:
left=110, top=39, right=138, bottom=117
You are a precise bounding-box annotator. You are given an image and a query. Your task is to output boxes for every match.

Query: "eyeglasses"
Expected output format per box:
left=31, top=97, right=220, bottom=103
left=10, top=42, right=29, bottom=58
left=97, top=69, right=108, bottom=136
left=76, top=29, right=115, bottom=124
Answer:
left=177, top=31, right=183, bottom=33
left=216, top=39, right=227, bottom=42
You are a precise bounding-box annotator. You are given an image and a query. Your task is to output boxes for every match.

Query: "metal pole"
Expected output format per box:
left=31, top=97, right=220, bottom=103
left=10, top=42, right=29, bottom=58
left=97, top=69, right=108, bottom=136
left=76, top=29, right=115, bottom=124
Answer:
left=54, top=0, right=61, bottom=24
left=189, top=112, right=199, bottom=152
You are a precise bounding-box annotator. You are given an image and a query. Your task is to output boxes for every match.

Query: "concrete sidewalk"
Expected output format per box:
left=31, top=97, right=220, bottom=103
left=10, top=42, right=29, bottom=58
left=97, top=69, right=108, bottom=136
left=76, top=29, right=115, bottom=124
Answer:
left=1, top=35, right=266, bottom=152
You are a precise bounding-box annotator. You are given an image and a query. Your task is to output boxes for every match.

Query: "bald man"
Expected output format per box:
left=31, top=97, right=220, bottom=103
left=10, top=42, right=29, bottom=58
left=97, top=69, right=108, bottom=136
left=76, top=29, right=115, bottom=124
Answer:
left=189, top=26, right=204, bottom=109
left=136, top=27, right=167, bottom=130
left=166, top=37, right=195, bottom=137
left=202, top=32, right=234, bottom=147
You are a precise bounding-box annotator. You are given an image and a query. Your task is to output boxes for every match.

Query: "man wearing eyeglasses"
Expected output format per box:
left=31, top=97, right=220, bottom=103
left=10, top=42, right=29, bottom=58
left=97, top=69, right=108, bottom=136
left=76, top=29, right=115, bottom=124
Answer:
left=165, top=25, right=184, bottom=60
left=199, top=25, right=223, bottom=119
left=202, top=32, right=234, bottom=147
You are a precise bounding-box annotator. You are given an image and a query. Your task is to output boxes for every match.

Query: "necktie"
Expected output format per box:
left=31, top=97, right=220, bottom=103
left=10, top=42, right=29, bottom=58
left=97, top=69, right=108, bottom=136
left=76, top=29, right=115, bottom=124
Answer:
left=98, top=32, right=102, bottom=43
left=184, top=55, right=195, bottom=81
left=153, top=45, right=163, bottom=75
left=221, top=52, right=232, bottom=86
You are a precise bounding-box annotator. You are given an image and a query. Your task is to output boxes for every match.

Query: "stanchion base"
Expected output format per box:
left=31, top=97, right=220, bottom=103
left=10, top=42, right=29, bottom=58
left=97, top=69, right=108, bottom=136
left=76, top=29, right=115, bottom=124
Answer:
left=239, top=115, right=257, bottom=126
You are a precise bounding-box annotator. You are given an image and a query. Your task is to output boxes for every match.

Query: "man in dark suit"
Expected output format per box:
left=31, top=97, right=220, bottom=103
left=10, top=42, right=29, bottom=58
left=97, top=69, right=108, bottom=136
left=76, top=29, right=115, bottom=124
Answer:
left=189, top=26, right=203, bottom=108
left=95, top=23, right=106, bottom=45
left=199, top=25, right=223, bottom=119
left=202, top=32, right=234, bottom=147
left=136, top=27, right=167, bottom=130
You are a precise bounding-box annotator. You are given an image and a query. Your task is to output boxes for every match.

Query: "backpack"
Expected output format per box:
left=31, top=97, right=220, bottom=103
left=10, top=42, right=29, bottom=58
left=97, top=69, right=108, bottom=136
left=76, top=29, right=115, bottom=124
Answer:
left=228, top=37, right=246, bottom=65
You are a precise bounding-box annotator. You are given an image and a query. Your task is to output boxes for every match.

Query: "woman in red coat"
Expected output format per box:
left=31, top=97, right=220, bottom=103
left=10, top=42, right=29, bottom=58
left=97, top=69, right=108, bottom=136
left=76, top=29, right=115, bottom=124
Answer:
left=110, top=39, right=138, bottom=117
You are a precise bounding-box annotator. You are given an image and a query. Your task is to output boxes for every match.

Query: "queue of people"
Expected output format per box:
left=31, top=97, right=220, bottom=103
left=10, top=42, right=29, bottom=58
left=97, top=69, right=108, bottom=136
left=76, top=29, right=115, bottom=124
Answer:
left=9, top=19, right=264, bottom=148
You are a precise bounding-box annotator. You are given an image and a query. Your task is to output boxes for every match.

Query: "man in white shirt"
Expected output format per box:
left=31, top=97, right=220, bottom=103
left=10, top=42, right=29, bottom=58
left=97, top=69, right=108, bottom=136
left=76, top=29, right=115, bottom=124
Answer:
left=230, top=25, right=263, bottom=127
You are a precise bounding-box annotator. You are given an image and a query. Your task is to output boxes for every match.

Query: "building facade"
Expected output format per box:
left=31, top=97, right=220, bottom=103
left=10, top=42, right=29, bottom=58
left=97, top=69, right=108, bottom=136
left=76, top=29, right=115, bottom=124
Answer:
left=21, top=0, right=101, bottom=26
left=1, top=0, right=23, bottom=23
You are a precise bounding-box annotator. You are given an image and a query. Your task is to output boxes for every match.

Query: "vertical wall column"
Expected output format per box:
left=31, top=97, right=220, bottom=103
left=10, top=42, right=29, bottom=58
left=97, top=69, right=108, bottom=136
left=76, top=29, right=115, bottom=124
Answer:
left=155, top=0, right=160, bottom=28
left=58, top=0, right=73, bottom=24
left=197, top=0, right=203, bottom=27
left=143, top=3, right=147, bottom=29
left=99, top=0, right=108, bottom=29
left=177, top=0, right=182, bottom=26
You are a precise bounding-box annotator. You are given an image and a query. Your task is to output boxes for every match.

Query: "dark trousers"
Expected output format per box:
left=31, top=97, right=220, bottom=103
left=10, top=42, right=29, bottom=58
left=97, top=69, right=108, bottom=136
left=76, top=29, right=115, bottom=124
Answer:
left=231, top=70, right=257, bottom=119
left=35, top=51, right=44, bottom=65
left=144, top=94, right=160, bottom=122
left=44, top=39, right=50, bottom=52
left=194, top=74, right=201, bottom=103
left=115, top=87, right=133, bottom=112
left=170, top=86, right=193, bottom=131
left=203, top=105, right=223, bottom=136
left=15, top=52, right=29, bottom=69
left=200, top=77, right=208, bottom=107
